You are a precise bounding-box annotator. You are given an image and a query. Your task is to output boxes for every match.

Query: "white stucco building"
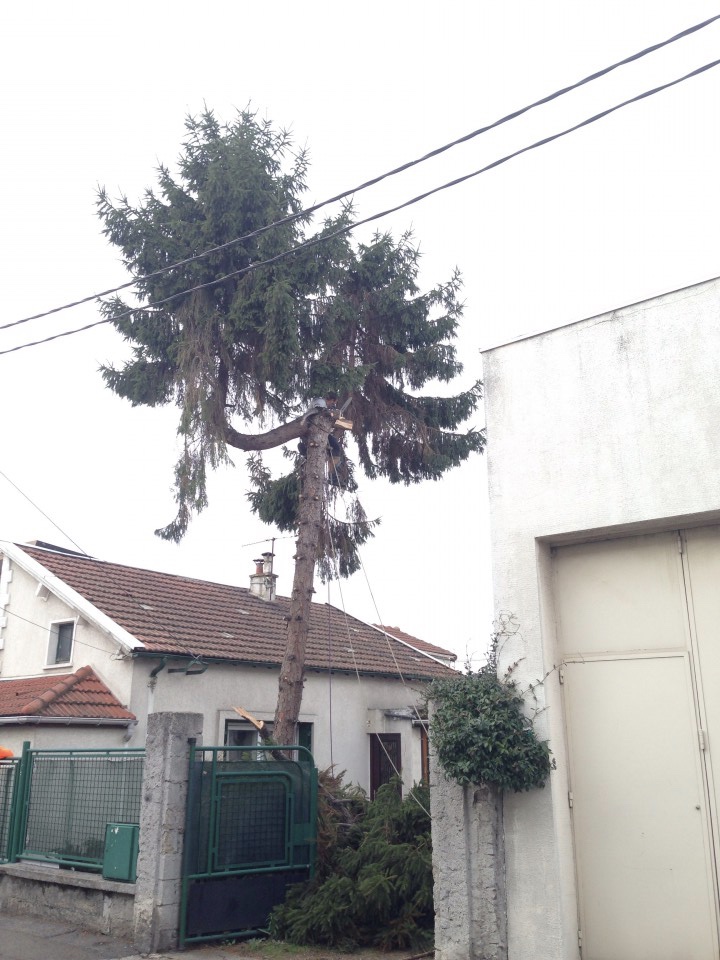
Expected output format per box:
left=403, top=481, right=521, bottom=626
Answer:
left=0, top=541, right=454, bottom=795
left=481, top=276, right=720, bottom=959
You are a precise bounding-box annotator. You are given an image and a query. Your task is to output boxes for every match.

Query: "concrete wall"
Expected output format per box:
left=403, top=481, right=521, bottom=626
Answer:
left=0, top=862, right=135, bottom=939
left=134, top=711, right=202, bottom=953
left=0, top=726, right=132, bottom=756
left=431, top=756, right=507, bottom=960
left=479, top=276, right=720, bottom=959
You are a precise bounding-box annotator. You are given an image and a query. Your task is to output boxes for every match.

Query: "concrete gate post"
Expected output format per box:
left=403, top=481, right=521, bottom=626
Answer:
left=430, top=749, right=507, bottom=960
left=133, top=711, right=203, bottom=954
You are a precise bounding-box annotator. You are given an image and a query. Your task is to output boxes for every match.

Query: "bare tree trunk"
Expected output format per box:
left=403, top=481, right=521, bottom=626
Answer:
left=273, top=409, right=333, bottom=748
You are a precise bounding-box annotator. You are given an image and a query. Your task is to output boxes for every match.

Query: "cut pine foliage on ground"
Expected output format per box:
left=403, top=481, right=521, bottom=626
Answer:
left=269, top=771, right=433, bottom=951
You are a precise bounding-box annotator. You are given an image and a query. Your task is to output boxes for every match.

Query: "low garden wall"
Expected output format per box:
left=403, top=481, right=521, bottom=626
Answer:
left=0, top=861, right=135, bottom=939
left=0, top=712, right=203, bottom=953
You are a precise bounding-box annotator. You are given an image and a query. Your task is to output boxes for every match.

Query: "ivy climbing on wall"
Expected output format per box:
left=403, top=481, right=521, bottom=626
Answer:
left=427, top=617, right=555, bottom=792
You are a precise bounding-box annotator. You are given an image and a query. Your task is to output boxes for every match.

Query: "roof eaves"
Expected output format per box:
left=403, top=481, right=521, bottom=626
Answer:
left=131, top=649, right=446, bottom=681
left=1, top=542, right=144, bottom=653
left=131, top=650, right=282, bottom=670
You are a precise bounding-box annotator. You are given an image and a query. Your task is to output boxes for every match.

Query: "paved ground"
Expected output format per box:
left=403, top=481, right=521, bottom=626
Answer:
left=0, top=913, right=242, bottom=960
left=1, top=914, right=134, bottom=960
left=0, top=915, right=421, bottom=960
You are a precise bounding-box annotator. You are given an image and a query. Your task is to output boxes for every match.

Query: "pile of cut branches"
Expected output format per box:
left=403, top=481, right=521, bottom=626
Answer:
left=270, top=770, right=433, bottom=951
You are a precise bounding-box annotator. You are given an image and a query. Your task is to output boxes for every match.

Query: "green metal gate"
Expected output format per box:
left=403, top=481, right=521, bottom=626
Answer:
left=180, top=743, right=317, bottom=946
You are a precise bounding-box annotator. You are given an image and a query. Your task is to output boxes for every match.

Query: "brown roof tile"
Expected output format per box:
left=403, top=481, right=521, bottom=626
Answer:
left=17, top=545, right=454, bottom=680
left=0, top=667, right=135, bottom=721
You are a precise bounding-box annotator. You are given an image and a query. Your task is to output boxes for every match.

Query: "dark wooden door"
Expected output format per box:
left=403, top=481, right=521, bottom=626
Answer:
left=369, top=733, right=401, bottom=799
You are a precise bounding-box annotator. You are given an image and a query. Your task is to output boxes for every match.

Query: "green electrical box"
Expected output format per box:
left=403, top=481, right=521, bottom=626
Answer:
left=102, top=823, right=139, bottom=882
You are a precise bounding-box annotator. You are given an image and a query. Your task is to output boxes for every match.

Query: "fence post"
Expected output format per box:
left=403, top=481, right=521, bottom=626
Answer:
left=133, top=712, right=203, bottom=954
left=7, top=741, right=31, bottom=862
left=430, top=736, right=507, bottom=960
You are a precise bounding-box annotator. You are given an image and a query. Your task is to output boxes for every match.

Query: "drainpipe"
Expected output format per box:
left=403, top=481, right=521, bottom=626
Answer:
left=147, top=657, right=168, bottom=716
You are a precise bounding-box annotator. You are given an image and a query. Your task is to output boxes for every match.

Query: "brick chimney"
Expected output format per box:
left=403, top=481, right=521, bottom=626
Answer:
left=249, top=552, right=277, bottom=602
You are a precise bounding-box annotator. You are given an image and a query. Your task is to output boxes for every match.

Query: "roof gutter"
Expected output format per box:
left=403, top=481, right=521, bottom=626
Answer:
left=0, top=716, right=134, bottom=726
left=132, top=650, right=444, bottom=681
left=132, top=650, right=279, bottom=670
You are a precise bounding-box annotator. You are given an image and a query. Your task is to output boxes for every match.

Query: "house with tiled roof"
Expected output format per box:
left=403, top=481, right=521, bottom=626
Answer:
left=0, top=540, right=455, bottom=794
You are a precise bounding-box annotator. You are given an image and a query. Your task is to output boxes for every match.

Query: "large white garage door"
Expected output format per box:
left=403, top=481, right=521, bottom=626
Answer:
left=554, top=528, right=720, bottom=960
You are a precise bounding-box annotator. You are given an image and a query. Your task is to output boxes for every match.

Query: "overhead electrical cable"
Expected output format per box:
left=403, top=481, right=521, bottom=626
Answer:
left=0, top=468, right=87, bottom=553
left=325, top=585, right=335, bottom=771
left=2, top=607, right=120, bottom=657
left=2, top=56, right=720, bottom=359
left=325, top=459, right=434, bottom=728
left=323, top=496, right=431, bottom=816
left=323, top=521, right=363, bottom=686
left=2, top=12, right=719, bottom=335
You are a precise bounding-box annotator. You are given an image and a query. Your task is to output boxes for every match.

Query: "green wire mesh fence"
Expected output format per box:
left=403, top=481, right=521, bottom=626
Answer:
left=2, top=746, right=144, bottom=870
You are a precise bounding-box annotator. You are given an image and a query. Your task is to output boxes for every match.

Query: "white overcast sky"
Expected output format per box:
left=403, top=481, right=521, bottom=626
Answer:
left=1, top=2, right=719, bottom=667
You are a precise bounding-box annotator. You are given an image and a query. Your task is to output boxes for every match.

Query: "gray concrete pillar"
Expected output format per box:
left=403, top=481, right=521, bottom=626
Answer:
left=133, top=711, right=203, bottom=954
left=431, top=752, right=507, bottom=960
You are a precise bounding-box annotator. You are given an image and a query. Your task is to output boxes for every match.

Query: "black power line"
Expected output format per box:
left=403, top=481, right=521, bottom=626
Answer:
left=2, top=12, right=718, bottom=336
left=2, top=54, right=718, bottom=359
left=0, top=468, right=87, bottom=553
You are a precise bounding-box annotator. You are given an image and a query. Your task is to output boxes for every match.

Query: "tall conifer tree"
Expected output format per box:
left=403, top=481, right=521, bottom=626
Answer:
left=97, top=109, right=484, bottom=746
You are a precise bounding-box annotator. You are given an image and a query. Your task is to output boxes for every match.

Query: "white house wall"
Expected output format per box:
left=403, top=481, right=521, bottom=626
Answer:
left=0, top=725, right=133, bottom=754
left=0, top=557, right=131, bottom=716
left=135, top=658, right=426, bottom=792
left=481, top=276, right=720, bottom=959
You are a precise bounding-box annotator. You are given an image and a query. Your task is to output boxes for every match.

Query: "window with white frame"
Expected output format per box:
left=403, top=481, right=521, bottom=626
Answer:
left=224, top=720, right=313, bottom=757
left=225, top=720, right=264, bottom=749
left=47, top=620, right=75, bottom=665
